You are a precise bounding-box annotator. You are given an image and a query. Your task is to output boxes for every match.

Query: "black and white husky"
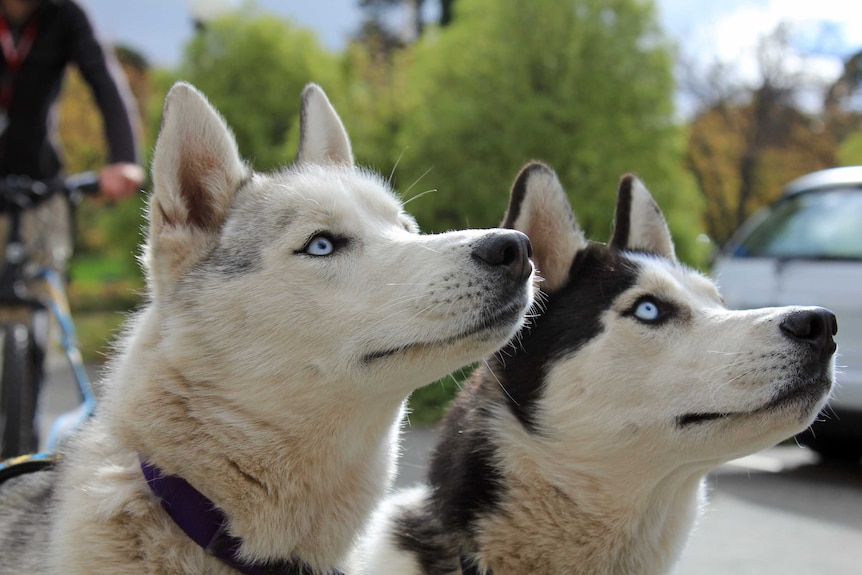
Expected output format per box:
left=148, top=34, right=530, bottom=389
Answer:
left=0, top=85, right=534, bottom=573
left=353, top=162, right=837, bottom=575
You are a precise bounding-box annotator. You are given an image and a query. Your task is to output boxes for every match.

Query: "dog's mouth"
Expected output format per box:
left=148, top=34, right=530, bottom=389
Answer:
left=362, top=298, right=526, bottom=364
left=676, top=376, right=831, bottom=428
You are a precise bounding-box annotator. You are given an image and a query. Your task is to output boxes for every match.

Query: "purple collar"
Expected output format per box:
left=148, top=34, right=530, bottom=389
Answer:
left=140, top=459, right=344, bottom=575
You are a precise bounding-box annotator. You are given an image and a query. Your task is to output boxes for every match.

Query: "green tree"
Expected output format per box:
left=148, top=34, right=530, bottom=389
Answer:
left=826, top=49, right=862, bottom=167
left=381, top=0, right=702, bottom=263
left=825, top=49, right=862, bottom=143
left=179, top=12, right=342, bottom=171
left=839, top=131, right=862, bottom=165
left=688, top=95, right=837, bottom=244
left=355, top=0, right=704, bottom=423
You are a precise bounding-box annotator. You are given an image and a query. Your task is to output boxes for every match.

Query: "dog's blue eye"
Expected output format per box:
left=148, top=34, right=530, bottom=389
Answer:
left=304, top=235, right=335, bottom=256
left=634, top=300, right=661, bottom=322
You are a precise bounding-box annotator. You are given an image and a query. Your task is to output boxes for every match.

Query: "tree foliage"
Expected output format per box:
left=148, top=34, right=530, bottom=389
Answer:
left=685, top=28, right=839, bottom=245
left=369, top=0, right=703, bottom=263
left=178, top=12, right=342, bottom=171
left=688, top=97, right=837, bottom=244
left=840, top=130, right=862, bottom=165
left=825, top=48, right=862, bottom=141
left=150, top=2, right=704, bottom=264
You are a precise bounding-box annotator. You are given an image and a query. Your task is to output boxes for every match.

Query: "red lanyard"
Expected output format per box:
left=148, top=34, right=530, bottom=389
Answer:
left=0, top=13, right=39, bottom=110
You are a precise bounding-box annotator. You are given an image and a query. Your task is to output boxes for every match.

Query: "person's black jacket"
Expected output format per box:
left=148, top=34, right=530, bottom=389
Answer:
left=0, top=0, right=139, bottom=179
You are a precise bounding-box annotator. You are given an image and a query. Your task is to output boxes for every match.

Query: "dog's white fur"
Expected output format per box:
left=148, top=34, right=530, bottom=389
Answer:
left=353, top=163, right=835, bottom=575
left=0, top=83, right=533, bottom=573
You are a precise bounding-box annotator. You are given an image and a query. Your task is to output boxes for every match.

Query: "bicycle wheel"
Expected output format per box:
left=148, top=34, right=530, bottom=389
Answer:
left=0, top=323, right=41, bottom=459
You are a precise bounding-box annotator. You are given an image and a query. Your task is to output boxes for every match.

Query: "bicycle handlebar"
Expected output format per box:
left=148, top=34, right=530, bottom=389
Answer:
left=0, top=172, right=100, bottom=212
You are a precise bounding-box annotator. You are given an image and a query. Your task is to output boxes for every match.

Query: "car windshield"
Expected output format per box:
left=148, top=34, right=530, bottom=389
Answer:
left=731, top=187, right=862, bottom=259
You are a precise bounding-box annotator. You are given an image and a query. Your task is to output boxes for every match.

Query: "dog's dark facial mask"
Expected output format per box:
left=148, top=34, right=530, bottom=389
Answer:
left=497, top=163, right=833, bottom=452
left=494, top=163, right=653, bottom=432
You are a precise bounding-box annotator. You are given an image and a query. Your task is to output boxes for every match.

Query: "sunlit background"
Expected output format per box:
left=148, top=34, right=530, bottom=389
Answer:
left=45, top=5, right=862, bottom=572
left=64, top=0, right=862, bottom=396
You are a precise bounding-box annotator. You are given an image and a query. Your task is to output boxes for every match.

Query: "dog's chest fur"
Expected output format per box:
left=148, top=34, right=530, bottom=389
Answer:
left=428, top=378, right=702, bottom=575
left=469, top=440, right=702, bottom=574
left=117, top=331, right=402, bottom=562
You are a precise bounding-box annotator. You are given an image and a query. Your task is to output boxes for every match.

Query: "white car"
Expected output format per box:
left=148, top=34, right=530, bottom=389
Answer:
left=712, top=166, right=862, bottom=460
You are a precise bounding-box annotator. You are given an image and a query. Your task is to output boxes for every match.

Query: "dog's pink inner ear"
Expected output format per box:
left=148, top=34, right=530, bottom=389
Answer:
left=523, top=209, right=573, bottom=291
left=177, top=153, right=224, bottom=232
left=503, top=162, right=584, bottom=293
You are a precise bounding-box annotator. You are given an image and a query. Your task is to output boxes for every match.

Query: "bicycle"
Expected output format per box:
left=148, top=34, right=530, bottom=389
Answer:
left=0, top=173, right=100, bottom=459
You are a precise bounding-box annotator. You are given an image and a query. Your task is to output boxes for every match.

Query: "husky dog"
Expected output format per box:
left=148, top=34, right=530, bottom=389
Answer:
left=0, top=84, right=535, bottom=574
left=354, top=162, right=837, bottom=575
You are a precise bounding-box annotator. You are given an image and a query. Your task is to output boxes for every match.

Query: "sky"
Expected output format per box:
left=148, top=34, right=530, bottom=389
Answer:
left=81, top=0, right=862, bottom=107
left=81, top=0, right=365, bottom=65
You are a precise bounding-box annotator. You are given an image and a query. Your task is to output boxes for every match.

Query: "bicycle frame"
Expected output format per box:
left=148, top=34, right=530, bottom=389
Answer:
left=39, top=267, right=95, bottom=450
left=0, top=175, right=98, bottom=454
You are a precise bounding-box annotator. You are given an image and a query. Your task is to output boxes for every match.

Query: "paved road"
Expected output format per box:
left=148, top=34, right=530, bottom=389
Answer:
left=675, top=450, right=862, bottom=574
left=39, top=361, right=862, bottom=574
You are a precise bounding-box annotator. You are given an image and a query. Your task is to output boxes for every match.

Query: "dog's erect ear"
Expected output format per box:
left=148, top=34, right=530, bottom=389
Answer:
left=609, top=175, right=676, bottom=261
left=150, top=82, right=246, bottom=235
left=296, top=83, right=353, bottom=167
left=502, top=162, right=586, bottom=292
left=148, top=82, right=248, bottom=283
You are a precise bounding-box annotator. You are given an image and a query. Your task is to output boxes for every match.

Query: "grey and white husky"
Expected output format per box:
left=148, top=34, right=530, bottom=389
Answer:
left=353, top=162, right=837, bottom=575
left=0, top=84, right=534, bottom=573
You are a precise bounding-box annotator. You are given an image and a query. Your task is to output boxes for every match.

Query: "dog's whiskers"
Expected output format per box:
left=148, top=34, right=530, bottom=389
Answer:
left=388, top=147, right=408, bottom=186
left=401, top=166, right=435, bottom=202
left=403, top=187, right=438, bottom=207
left=448, top=370, right=469, bottom=391
left=484, top=359, right=519, bottom=406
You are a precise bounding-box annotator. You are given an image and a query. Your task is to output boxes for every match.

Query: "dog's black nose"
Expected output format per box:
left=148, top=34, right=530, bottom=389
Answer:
left=779, top=307, right=838, bottom=361
left=472, top=230, right=533, bottom=282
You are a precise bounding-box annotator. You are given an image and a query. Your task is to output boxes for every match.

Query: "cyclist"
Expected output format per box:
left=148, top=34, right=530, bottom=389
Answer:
left=0, top=0, right=144, bottom=453
left=0, top=0, right=144, bottom=258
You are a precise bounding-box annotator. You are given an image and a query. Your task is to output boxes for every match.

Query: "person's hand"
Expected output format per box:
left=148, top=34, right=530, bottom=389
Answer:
left=99, top=162, right=145, bottom=199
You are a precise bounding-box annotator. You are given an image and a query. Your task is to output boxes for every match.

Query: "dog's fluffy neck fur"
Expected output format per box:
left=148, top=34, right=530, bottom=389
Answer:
left=105, top=305, right=405, bottom=569
left=433, top=371, right=704, bottom=575
left=477, top=378, right=706, bottom=574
